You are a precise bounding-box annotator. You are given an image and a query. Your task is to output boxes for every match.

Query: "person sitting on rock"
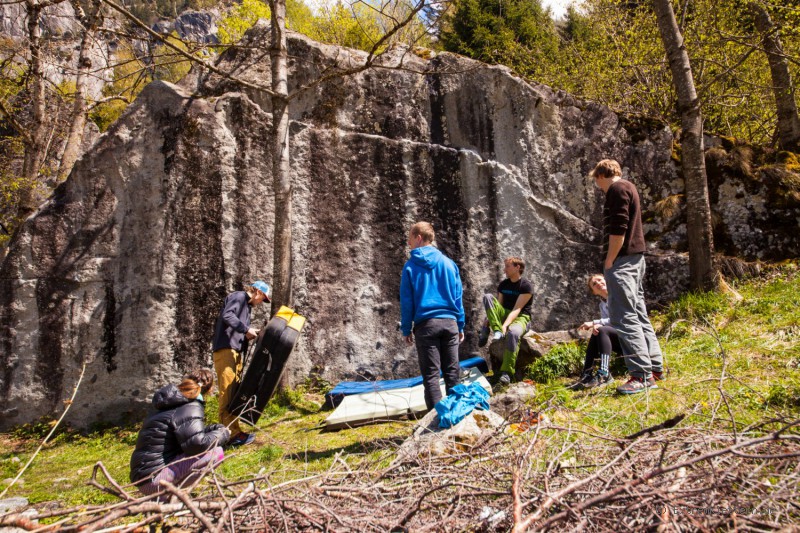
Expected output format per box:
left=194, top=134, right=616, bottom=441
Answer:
left=212, top=281, right=271, bottom=447
left=130, top=368, right=230, bottom=497
left=478, top=257, right=534, bottom=385
left=570, top=274, right=619, bottom=390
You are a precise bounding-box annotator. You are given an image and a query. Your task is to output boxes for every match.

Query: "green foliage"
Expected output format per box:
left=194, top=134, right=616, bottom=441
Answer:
left=765, top=382, right=800, bottom=408
left=218, top=0, right=430, bottom=52
left=218, top=0, right=271, bottom=44
left=9, top=417, right=63, bottom=441
left=311, top=2, right=384, bottom=51
left=663, top=290, right=732, bottom=324
left=554, top=0, right=799, bottom=144
left=256, top=444, right=285, bottom=462
left=90, top=37, right=192, bottom=132
left=525, top=342, right=584, bottom=383
left=436, top=0, right=800, bottom=145
left=439, top=0, right=560, bottom=79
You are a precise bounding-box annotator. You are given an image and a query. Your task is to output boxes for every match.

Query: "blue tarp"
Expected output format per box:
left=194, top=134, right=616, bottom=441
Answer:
left=435, top=382, right=490, bottom=428
left=324, top=356, right=489, bottom=408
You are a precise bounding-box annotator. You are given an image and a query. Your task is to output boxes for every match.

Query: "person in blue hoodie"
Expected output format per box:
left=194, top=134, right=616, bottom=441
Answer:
left=400, top=221, right=465, bottom=410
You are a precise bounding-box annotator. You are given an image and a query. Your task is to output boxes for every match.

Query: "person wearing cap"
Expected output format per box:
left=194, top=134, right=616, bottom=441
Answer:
left=212, top=281, right=271, bottom=446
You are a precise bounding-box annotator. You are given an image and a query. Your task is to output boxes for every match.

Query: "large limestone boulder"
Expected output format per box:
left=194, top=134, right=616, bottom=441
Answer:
left=1, top=25, right=797, bottom=428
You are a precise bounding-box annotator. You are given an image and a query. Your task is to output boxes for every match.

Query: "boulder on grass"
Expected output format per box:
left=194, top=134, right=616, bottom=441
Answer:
left=393, top=408, right=506, bottom=464
left=489, top=381, right=536, bottom=421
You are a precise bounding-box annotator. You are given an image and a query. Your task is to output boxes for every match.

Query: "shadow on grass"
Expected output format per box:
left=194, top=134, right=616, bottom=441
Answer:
left=285, top=435, right=406, bottom=462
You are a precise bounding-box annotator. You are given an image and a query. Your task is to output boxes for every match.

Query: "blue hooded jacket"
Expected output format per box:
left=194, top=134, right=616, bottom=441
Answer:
left=400, top=245, right=465, bottom=336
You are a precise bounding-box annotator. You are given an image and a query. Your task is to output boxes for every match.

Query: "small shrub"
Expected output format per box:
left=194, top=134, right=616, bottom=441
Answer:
left=256, top=444, right=284, bottom=463
left=525, top=342, right=584, bottom=383
left=764, top=384, right=800, bottom=409
left=10, top=417, right=68, bottom=441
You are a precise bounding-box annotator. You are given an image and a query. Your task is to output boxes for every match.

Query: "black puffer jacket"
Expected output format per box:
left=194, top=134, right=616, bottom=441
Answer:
left=130, top=384, right=230, bottom=483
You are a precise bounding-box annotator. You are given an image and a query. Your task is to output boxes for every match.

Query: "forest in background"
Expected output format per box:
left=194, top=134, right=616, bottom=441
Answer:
left=1, top=0, right=798, bottom=249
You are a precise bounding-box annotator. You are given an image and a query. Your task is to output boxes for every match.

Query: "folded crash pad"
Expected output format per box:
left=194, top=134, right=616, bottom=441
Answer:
left=323, top=367, right=491, bottom=431
left=228, top=306, right=305, bottom=426
left=324, top=356, right=489, bottom=408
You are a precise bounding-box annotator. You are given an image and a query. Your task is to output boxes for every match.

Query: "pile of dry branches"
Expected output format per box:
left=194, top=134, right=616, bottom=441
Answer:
left=2, top=415, right=798, bottom=532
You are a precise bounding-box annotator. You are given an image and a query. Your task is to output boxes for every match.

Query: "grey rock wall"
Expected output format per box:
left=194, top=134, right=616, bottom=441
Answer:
left=1, top=26, right=798, bottom=429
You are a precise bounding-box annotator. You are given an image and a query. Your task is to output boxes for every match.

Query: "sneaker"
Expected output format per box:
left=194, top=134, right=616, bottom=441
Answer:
left=227, top=432, right=255, bottom=447
left=498, top=372, right=511, bottom=385
left=652, top=369, right=668, bottom=381
left=567, top=371, right=593, bottom=390
left=478, top=326, right=490, bottom=347
left=492, top=331, right=504, bottom=342
left=616, top=376, right=657, bottom=395
left=583, top=371, right=612, bottom=389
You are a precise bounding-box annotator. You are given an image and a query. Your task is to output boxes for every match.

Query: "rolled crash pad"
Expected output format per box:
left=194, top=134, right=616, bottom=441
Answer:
left=228, top=306, right=305, bottom=426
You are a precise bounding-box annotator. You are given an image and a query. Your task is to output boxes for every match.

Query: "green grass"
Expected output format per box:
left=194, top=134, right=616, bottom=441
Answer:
left=2, top=262, right=799, bottom=508
left=527, top=261, right=800, bottom=437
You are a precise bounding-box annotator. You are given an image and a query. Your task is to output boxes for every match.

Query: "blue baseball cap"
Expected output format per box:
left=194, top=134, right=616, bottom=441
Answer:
left=252, top=280, right=271, bottom=301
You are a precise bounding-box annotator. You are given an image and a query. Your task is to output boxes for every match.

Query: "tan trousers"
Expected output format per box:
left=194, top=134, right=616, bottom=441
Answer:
left=213, top=348, right=243, bottom=435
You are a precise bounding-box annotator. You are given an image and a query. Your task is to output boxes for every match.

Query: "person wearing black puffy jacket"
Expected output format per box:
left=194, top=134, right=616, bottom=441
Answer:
left=130, top=368, right=230, bottom=496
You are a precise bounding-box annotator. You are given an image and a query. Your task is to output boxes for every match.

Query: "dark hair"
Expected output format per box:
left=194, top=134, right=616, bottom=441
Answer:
left=178, top=368, right=214, bottom=400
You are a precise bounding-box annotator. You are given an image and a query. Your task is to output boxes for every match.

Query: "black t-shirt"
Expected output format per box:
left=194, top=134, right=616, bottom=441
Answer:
left=497, top=278, right=534, bottom=317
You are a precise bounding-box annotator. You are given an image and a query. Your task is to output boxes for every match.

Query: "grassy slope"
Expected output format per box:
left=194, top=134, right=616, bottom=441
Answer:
left=1, top=264, right=798, bottom=507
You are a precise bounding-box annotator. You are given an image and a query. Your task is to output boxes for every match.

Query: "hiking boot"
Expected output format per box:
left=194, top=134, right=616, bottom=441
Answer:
left=228, top=432, right=255, bottom=447
left=498, top=372, right=511, bottom=386
left=616, top=376, right=657, bottom=395
left=568, top=370, right=593, bottom=390
left=492, top=331, right=504, bottom=342
left=478, top=326, right=490, bottom=347
left=583, top=371, right=612, bottom=389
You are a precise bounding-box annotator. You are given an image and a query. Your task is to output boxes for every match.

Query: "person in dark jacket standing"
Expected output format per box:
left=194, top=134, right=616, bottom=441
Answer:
left=212, top=281, right=271, bottom=447
left=590, top=159, right=664, bottom=395
left=130, top=368, right=229, bottom=496
left=400, top=222, right=465, bottom=410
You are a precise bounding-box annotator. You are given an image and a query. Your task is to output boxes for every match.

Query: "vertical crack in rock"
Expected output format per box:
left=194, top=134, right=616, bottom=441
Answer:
left=170, top=109, right=226, bottom=371
left=0, top=273, right=15, bottom=403
left=101, top=283, right=117, bottom=372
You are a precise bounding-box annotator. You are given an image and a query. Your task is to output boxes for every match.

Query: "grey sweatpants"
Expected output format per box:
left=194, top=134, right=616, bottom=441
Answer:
left=605, top=254, right=663, bottom=379
left=414, top=318, right=460, bottom=410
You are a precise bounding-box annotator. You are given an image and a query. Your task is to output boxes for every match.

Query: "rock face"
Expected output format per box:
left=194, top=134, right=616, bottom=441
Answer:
left=1, top=25, right=798, bottom=428
left=153, top=10, right=220, bottom=44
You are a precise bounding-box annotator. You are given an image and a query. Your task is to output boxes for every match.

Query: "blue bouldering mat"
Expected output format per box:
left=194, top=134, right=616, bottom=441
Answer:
left=324, top=356, right=489, bottom=408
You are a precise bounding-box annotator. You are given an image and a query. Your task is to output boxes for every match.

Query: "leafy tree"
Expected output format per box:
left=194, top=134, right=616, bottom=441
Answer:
left=312, top=2, right=386, bottom=51
left=538, top=0, right=800, bottom=146
left=439, top=0, right=561, bottom=79
left=653, top=0, right=717, bottom=291
left=218, top=0, right=317, bottom=44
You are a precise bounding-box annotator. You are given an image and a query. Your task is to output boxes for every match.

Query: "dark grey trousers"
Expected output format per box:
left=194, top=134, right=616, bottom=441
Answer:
left=414, top=318, right=460, bottom=410
left=605, top=254, right=664, bottom=379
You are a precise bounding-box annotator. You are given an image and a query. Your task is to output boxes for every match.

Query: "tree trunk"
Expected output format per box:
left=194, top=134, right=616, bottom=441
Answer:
left=18, top=0, right=50, bottom=218
left=270, top=0, right=292, bottom=314
left=652, top=0, right=718, bottom=291
left=59, top=0, right=103, bottom=182
left=750, top=2, right=800, bottom=152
